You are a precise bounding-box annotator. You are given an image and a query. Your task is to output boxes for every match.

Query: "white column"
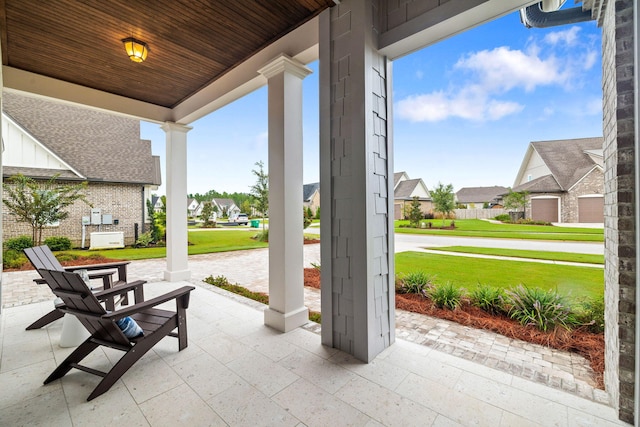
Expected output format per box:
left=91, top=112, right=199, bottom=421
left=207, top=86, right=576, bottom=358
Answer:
left=258, top=54, right=311, bottom=332
left=161, top=122, right=192, bottom=282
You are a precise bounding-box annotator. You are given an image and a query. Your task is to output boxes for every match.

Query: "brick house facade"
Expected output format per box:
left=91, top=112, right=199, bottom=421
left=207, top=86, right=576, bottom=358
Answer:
left=2, top=92, right=160, bottom=248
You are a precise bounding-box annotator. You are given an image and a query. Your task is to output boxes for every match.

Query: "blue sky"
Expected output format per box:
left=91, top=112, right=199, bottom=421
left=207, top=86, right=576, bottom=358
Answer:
left=141, top=9, right=602, bottom=196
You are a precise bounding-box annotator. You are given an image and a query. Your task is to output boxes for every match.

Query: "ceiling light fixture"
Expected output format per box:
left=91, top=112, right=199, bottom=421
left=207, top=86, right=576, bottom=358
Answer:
left=122, top=37, right=149, bottom=62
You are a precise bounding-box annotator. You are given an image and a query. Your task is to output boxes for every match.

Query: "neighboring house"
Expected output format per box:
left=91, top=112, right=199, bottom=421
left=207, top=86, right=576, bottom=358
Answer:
left=303, top=182, right=320, bottom=215
left=512, top=137, right=604, bottom=223
left=393, top=172, right=432, bottom=220
left=456, top=186, right=508, bottom=208
left=2, top=92, right=161, bottom=246
left=187, top=198, right=199, bottom=217
left=211, top=198, right=240, bottom=218
left=151, top=195, right=164, bottom=213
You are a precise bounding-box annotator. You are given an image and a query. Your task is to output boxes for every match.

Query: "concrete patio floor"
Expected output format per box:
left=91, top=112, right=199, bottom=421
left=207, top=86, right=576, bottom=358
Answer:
left=0, top=277, right=628, bottom=426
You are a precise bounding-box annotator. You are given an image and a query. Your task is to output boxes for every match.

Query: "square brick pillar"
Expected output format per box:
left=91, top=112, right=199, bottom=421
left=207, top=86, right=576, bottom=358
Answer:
left=319, top=0, right=395, bottom=362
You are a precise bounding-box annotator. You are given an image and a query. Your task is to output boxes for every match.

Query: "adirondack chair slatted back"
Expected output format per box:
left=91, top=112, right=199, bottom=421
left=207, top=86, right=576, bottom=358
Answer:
left=38, top=269, right=130, bottom=346
left=24, top=246, right=65, bottom=271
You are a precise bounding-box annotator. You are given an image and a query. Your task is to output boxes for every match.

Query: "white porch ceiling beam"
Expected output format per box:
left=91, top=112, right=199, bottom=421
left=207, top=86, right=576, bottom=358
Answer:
left=2, top=67, right=172, bottom=123
left=379, top=0, right=538, bottom=60
left=172, top=16, right=320, bottom=124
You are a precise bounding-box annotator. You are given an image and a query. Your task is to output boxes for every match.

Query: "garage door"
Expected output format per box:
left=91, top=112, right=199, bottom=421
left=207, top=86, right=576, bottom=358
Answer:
left=578, top=196, right=604, bottom=223
left=531, top=198, right=558, bottom=222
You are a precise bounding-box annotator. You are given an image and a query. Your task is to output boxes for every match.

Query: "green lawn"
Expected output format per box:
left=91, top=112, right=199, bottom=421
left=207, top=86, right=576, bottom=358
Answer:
left=395, top=252, right=603, bottom=299
left=426, top=246, right=604, bottom=265
left=64, top=230, right=267, bottom=260
left=394, top=219, right=603, bottom=242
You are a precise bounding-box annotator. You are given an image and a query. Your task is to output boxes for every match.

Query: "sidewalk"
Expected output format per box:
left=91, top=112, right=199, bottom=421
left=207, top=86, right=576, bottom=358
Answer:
left=1, top=244, right=607, bottom=404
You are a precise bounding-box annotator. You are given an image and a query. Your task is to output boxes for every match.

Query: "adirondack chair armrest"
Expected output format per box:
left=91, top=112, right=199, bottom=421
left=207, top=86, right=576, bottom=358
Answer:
left=101, top=286, right=195, bottom=320
left=94, top=280, right=146, bottom=303
left=64, top=261, right=130, bottom=272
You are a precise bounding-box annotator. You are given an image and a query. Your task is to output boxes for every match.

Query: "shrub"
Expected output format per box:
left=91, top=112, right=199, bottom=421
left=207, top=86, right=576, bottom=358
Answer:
left=470, top=285, right=506, bottom=315
left=309, top=311, right=321, bottom=323
left=254, top=229, right=269, bottom=242
left=506, top=285, right=577, bottom=332
left=397, top=271, right=435, bottom=295
left=135, top=231, right=153, bottom=248
left=427, top=282, right=465, bottom=310
left=494, top=214, right=510, bottom=222
left=55, top=253, right=79, bottom=263
left=3, top=249, right=27, bottom=269
left=574, top=294, right=605, bottom=333
left=203, top=275, right=269, bottom=304
left=311, top=262, right=321, bottom=272
left=5, top=235, right=33, bottom=251
left=43, top=236, right=72, bottom=251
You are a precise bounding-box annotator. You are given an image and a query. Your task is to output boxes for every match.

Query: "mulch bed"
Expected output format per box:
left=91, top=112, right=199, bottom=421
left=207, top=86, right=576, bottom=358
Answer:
left=5, top=255, right=126, bottom=272
left=303, top=268, right=604, bottom=389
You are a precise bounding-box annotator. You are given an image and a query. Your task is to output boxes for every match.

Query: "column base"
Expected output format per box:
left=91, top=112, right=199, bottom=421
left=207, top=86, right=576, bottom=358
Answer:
left=163, top=269, right=191, bottom=282
left=264, top=306, right=309, bottom=332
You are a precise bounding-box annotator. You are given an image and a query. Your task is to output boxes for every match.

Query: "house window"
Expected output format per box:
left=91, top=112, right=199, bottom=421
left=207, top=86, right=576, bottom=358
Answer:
left=36, top=189, right=60, bottom=227
left=527, top=174, right=532, bottom=182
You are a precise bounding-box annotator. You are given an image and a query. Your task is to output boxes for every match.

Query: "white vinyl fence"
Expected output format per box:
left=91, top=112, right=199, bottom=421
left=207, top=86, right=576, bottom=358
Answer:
left=453, top=208, right=507, bottom=220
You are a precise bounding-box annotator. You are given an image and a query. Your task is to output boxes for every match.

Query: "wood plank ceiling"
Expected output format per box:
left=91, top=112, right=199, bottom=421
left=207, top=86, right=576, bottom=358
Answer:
left=0, top=0, right=335, bottom=108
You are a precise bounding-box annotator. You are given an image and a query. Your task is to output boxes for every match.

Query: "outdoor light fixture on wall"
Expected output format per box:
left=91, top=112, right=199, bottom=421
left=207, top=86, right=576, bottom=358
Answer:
left=122, top=37, right=149, bottom=62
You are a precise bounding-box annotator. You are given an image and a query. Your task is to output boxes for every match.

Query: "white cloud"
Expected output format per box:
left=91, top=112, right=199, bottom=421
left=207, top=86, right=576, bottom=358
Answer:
left=544, top=26, right=581, bottom=47
left=396, top=36, right=595, bottom=123
left=455, top=46, right=567, bottom=92
left=415, top=70, right=424, bottom=80
left=396, top=88, right=523, bottom=122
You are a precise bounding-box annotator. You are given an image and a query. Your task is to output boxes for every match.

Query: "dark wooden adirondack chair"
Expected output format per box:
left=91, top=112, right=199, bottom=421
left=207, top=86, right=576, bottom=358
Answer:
left=38, top=268, right=195, bottom=401
left=24, top=245, right=134, bottom=330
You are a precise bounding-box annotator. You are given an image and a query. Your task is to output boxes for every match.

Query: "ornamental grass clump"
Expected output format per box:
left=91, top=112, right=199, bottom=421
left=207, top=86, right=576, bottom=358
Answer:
left=427, top=282, right=465, bottom=310
left=506, top=284, right=577, bottom=332
left=470, top=284, right=506, bottom=315
left=397, top=271, right=435, bottom=295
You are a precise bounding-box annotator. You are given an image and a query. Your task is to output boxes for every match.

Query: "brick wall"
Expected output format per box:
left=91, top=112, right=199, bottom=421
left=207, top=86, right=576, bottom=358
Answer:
left=602, top=0, right=636, bottom=423
left=3, top=180, right=146, bottom=247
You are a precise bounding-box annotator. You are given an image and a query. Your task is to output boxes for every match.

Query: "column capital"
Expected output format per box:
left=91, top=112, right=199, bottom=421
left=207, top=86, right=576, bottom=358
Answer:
left=258, top=54, right=312, bottom=80
left=161, top=122, right=193, bottom=133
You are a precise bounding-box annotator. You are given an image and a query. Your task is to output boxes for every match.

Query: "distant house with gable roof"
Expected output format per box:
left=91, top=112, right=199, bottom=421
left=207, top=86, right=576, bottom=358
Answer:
left=303, top=182, right=320, bottom=215
left=512, top=137, right=604, bottom=223
left=2, top=92, right=161, bottom=246
left=393, top=172, right=432, bottom=220
left=456, top=186, right=508, bottom=209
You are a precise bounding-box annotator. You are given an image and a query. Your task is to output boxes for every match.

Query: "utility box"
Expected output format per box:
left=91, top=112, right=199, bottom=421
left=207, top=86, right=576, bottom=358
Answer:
left=102, top=214, right=113, bottom=225
left=82, top=216, right=91, bottom=225
left=90, top=208, right=102, bottom=225
left=89, top=231, right=124, bottom=250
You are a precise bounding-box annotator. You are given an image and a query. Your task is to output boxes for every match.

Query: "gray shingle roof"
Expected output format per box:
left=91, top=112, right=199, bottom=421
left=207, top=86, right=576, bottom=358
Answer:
left=3, top=92, right=156, bottom=184
left=456, top=186, right=509, bottom=203
left=303, top=182, right=319, bottom=202
left=513, top=174, right=562, bottom=193
left=530, top=137, right=603, bottom=191
left=394, top=172, right=405, bottom=187
left=395, top=179, right=428, bottom=199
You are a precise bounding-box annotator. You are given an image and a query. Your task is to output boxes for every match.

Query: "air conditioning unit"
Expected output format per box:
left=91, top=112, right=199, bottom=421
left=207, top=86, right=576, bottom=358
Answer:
left=89, top=232, right=124, bottom=250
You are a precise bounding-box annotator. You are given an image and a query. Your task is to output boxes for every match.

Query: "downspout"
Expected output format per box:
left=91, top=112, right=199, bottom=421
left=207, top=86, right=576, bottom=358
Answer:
left=520, top=1, right=593, bottom=29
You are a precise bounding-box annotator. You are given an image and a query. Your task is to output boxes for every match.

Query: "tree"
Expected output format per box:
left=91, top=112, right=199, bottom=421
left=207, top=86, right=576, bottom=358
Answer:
left=430, top=182, right=455, bottom=226
left=200, top=202, right=217, bottom=227
left=250, top=161, right=269, bottom=231
left=303, top=207, right=312, bottom=229
left=315, top=206, right=321, bottom=219
left=3, top=174, right=91, bottom=245
left=503, top=189, right=529, bottom=220
left=405, top=196, right=423, bottom=227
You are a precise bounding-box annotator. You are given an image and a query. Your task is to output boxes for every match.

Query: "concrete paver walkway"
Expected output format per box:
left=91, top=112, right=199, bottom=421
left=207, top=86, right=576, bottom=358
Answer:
left=1, top=244, right=607, bottom=405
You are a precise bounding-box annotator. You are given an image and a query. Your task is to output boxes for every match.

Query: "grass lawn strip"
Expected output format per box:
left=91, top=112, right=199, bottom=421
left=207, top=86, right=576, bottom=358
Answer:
left=426, top=246, right=604, bottom=265
left=395, top=252, right=603, bottom=299
left=394, top=219, right=603, bottom=242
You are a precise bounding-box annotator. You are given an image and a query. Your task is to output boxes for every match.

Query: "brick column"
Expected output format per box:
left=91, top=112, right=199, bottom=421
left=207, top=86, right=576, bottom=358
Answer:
left=601, top=1, right=636, bottom=423
left=162, top=122, right=192, bottom=282
left=319, top=0, right=395, bottom=362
